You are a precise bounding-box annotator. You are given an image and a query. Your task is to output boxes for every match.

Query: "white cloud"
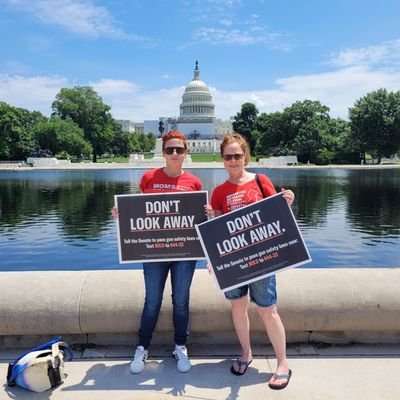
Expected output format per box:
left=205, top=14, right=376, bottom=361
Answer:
left=219, top=19, right=233, bottom=26
left=0, top=74, right=67, bottom=114
left=2, top=0, right=155, bottom=42
left=329, top=39, right=400, bottom=68
left=193, top=27, right=287, bottom=49
left=213, top=67, right=400, bottom=119
left=101, top=86, right=184, bottom=121
left=90, top=79, right=138, bottom=96
left=2, top=66, right=400, bottom=122
left=209, top=0, right=242, bottom=5
left=179, top=0, right=290, bottom=50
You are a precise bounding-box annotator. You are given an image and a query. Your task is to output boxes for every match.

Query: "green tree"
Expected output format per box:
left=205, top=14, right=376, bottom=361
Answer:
left=0, top=102, right=45, bottom=160
left=256, top=111, right=287, bottom=156
left=285, top=100, right=330, bottom=161
left=232, top=102, right=259, bottom=154
left=137, top=132, right=156, bottom=152
left=349, top=89, right=400, bottom=164
left=328, top=118, right=358, bottom=164
left=34, top=118, right=92, bottom=159
left=111, top=121, right=134, bottom=156
left=144, top=133, right=156, bottom=152
left=51, top=86, right=114, bottom=162
left=128, top=133, right=141, bottom=153
left=256, top=100, right=339, bottom=164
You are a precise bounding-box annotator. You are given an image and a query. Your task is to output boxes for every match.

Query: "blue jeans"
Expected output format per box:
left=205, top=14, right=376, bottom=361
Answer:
left=138, top=260, right=196, bottom=349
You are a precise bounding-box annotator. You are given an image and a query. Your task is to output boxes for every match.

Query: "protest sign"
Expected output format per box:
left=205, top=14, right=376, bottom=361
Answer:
left=195, top=193, right=311, bottom=292
left=115, top=191, right=208, bottom=263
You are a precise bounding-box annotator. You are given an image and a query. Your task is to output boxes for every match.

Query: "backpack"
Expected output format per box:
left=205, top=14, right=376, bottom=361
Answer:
left=7, top=336, right=73, bottom=393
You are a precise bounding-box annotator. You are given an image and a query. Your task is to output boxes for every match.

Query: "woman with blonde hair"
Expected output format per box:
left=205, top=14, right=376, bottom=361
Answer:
left=209, top=133, right=294, bottom=390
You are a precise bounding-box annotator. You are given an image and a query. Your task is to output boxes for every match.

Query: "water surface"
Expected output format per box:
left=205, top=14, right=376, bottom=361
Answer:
left=0, top=168, right=399, bottom=271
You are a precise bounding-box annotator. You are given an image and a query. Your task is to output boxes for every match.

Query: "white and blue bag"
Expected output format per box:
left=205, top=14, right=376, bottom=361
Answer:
left=7, top=336, right=73, bottom=393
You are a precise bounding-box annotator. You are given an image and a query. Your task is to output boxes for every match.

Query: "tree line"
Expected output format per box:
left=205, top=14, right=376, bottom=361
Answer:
left=233, top=89, right=400, bottom=164
left=1, top=86, right=400, bottom=164
left=0, top=86, right=155, bottom=163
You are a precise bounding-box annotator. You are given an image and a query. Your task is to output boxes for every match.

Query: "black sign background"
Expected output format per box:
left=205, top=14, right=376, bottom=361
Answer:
left=195, top=193, right=311, bottom=291
left=115, top=191, right=208, bottom=263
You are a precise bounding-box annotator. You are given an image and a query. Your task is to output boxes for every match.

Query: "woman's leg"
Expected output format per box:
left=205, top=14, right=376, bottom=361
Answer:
left=257, top=304, right=289, bottom=385
left=170, top=260, right=196, bottom=345
left=138, top=262, right=170, bottom=349
left=250, top=274, right=290, bottom=386
left=230, top=296, right=252, bottom=372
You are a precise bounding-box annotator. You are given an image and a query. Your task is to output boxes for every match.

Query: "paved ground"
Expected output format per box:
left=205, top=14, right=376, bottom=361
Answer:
left=1, top=343, right=400, bottom=400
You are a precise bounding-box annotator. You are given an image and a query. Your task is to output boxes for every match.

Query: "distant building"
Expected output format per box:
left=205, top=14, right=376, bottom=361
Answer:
left=116, top=120, right=144, bottom=134
left=135, top=122, right=144, bottom=134
left=144, top=61, right=232, bottom=153
left=143, top=120, right=160, bottom=136
left=116, top=120, right=136, bottom=133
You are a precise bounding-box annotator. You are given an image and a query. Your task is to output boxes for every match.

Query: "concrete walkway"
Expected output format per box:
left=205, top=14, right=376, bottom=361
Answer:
left=1, top=343, right=399, bottom=400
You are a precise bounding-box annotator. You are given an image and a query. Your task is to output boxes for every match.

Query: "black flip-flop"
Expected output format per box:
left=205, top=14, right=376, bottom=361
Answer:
left=230, top=358, right=253, bottom=376
left=268, top=369, right=292, bottom=390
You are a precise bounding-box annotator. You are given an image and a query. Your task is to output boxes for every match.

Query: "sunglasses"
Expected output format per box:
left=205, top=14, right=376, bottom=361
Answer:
left=222, top=153, right=244, bottom=161
left=164, top=147, right=186, bottom=155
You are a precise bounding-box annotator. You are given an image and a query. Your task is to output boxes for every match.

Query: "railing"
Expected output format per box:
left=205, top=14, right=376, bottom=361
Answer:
left=0, top=161, right=25, bottom=168
left=259, top=156, right=298, bottom=167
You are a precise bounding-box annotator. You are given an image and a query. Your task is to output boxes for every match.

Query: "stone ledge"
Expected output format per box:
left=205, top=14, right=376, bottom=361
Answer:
left=0, top=269, right=399, bottom=344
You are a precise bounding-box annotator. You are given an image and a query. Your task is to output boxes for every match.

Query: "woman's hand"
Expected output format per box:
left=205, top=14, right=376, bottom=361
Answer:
left=111, top=206, right=119, bottom=219
left=204, top=204, right=214, bottom=219
left=281, top=188, right=295, bottom=207
left=206, top=263, right=213, bottom=275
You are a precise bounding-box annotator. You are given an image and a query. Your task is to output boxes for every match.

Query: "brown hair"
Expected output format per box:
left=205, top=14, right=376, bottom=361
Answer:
left=220, top=133, right=251, bottom=165
left=162, top=130, right=188, bottom=150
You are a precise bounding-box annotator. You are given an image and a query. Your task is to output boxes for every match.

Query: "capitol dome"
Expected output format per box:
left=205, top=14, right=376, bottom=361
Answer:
left=179, top=61, right=215, bottom=121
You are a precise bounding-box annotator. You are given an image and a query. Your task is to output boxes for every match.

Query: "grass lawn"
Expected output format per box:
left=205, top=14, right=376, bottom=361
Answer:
left=191, top=153, right=221, bottom=162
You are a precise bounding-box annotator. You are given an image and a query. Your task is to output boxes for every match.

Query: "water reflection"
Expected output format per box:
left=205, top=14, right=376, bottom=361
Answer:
left=1, top=174, right=130, bottom=239
left=346, top=169, right=400, bottom=238
left=0, top=168, right=399, bottom=270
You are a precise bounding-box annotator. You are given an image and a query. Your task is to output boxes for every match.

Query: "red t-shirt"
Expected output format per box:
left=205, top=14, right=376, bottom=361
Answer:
left=211, top=174, right=276, bottom=214
left=139, top=168, right=202, bottom=193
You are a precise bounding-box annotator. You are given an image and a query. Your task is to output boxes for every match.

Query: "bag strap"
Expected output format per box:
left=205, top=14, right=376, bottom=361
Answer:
left=56, top=341, right=74, bottom=361
left=48, top=344, right=63, bottom=388
left=7, top=337, right=73, bottom=386
left=255, top=174, right=265, bottom=198
left=10, top=336, right=62, bottom=367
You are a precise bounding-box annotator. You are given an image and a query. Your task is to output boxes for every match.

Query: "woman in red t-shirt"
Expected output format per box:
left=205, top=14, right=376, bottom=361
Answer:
left=210, top=133, right=295, bottom=390
left=114, top=130, right=201, bottom=375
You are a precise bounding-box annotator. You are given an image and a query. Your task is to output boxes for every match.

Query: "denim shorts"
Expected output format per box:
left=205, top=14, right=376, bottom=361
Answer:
left=224, top=275, right=277, bottom=307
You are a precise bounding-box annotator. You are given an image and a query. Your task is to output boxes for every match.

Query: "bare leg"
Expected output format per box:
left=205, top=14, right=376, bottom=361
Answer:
left=230, top=296, right=252, bottom=373
left=257, top=304, right=290, bottom=386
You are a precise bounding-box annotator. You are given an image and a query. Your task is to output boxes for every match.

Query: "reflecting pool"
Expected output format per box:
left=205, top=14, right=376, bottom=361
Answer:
left=0, top=167, right=399, bottom=271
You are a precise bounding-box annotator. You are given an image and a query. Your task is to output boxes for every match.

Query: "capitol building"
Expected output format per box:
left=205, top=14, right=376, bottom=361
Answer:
left=143, top=61, right=233, bottom=153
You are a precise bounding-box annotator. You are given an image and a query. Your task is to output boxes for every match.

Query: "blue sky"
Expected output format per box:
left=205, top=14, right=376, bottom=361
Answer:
left=1, top=0, right=400, bottom=122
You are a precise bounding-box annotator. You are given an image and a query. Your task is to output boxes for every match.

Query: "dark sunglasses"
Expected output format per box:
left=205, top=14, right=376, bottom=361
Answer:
left=164, top=147, right=186, bottom=155
left=222, top=153, right=244, bottom=161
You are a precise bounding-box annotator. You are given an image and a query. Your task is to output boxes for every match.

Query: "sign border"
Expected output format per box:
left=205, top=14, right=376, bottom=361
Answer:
left=115, top=191, right=208, bottom=264
left=195, top=192, right=312, bottom=292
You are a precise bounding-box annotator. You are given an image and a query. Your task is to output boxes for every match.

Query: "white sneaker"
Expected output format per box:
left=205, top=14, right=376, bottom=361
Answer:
left=129, top=346, right=148, bottom=374
left=173, top=345, right=191, bottom=373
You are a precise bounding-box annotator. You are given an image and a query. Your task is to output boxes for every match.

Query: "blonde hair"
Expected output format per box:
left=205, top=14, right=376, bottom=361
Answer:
left=220, top=133, right=251, bottom=165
